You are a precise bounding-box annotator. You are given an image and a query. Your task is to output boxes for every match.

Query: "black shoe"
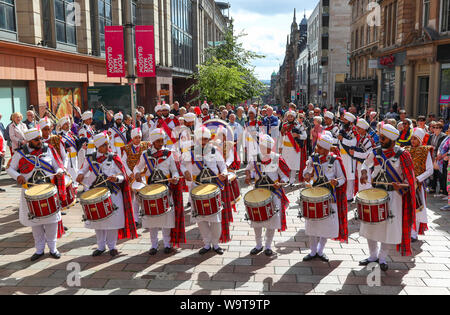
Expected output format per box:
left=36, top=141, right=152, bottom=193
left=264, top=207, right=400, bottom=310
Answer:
left=30, top=253, right=45, bottom=262
left=250, top=247, right=263, bottom=255
left=61, top=212, right=67, bottom=216
left=64, top=226, right=69, bottom=231
left=187, top=202, right=191, bottom=208
left=199, top=247, right=211, bottom=255
left=92, top=249, right=105, bottom=257
left=264, top=249, right=273, bottom=256
left=50, top=251, right=61, bottom=259
left=164, top=247, right=173, bottom=254
left=303, top=254, right=317, bottom=262
left=380, top=263, right=389, bottom=272
left=359, top=258, right=379, bottom=266
left=109, top=249, right=119, bottom=257
left=411, top=237, right=418, bottom=243
left=214, top=247, right=224, bottom=255
left=317, top=254, right=329, bottom=262
left=0, top=188, right=6, bottom=192
left=135, top=222, right=142, bottom=229
left=149, top=248, right=158, bottom=256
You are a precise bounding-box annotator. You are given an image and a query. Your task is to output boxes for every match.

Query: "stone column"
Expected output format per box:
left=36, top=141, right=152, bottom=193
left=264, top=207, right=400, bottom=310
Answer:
left=76, top=0, right=92, bottom=55
left=404, top=61, right=414, bottom=116
left=429, top=59, right=440, bottom=116
left=16, top=0, right=42, bottom=45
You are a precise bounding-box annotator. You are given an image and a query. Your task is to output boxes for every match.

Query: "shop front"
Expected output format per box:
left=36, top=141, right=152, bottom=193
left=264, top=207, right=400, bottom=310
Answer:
left=0, top=80, right=29, bottom=127
left=438, top=44, right=450, bottom=121
left=378, top=52, right=406, bottom=115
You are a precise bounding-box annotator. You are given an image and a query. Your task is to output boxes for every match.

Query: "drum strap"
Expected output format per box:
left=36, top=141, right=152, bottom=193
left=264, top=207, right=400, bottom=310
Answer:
left=17, top=147, right=55, bottom=174
left=374, top=148, right=407, bottom=195
left=143, top=152, right=156, bottom=176
left=111, top=126, right=128, bottom=144
left=312, top=155, right=337, bottom=203
left=61, top=133, right=77, bottom=152
left=87, top=156, right=120, bottom=194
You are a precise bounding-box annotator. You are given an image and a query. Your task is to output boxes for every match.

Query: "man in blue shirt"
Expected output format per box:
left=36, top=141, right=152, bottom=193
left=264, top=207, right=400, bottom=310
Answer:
left=262, top=106, right=279, bottom=138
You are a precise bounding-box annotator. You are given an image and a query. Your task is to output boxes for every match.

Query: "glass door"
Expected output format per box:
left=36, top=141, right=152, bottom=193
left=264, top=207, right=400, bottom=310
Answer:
left=418, top=76, right=430, bottom=116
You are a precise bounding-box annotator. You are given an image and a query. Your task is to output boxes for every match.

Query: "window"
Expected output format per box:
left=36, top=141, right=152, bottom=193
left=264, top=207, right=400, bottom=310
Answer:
left=98, top=0, right=112, bottom=52
left=55, top=0, right=77, bottom=45
left=171, top=0, right=193, bottom=72
left=0, top=0, right=16, bottom=32
left=367, top=26, right=371, bottom=44
left=423, top=0, right=430, bottom=28
left=384, top=2, right=397, bottom=47
left=442, top=0, right=450, bottom=32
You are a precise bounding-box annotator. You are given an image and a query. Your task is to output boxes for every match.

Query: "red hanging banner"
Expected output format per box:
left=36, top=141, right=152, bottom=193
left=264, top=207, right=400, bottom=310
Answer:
left=105, top=26, right=125, bottom=77
left=135, top=25, right=156, bottom=77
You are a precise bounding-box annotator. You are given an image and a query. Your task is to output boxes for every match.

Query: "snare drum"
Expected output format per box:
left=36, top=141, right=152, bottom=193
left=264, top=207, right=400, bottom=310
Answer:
left=244, top=188, right=276, bottom=222
left=229, top=172, right=241, bottom=204
left=60, top=178, right=76, bottom=209
left=300, top=187, right=333, bottom=220
left=355, top=188, right=390, bottom=223
left=138, top=184, right=170, bottom=217
left=80, top=188, right=116, bottom=222
left=191, top=184, right=222, bottom=217
left=25, top=184, right=60, bottom=219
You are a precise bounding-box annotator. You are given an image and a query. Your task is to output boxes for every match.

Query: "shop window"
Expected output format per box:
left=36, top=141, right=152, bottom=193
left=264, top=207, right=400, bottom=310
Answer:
left=442, top=0, right=450, bottom=32
left=0, top=0, right=16, bottom=33
left=55, top=0, right=77, bottom=45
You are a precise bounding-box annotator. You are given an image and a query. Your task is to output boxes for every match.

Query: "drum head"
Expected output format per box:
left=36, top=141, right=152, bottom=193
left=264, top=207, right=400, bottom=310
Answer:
left=81, top=187, right=109, bottom=201
left=192, top=184, right=219, bottom=197
left=25, top=183, right=56, bottom=197
left=140, top=184, right=168, bottom=197
left=357, top=188, right=388, bottom=201
left=301, top=187, right=331, bottom=198
left=244, top=188, right=272, bottom=203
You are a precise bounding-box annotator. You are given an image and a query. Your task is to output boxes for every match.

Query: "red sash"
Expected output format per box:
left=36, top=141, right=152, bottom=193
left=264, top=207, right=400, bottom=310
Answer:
left=158, top=119, right=178, bottom=144
left=283, top=124, right=300, bottom=153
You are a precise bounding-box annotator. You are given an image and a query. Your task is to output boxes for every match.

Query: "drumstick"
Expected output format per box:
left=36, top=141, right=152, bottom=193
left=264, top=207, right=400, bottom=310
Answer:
left=315, top=177, right=344, bottom=188
left=258, top=183, right=289, bottom=188
left=93, top=173, right=122, bottom=188
left=153, top=177, right=185, bottom=184
left=372, top=182, right=410, bottom=188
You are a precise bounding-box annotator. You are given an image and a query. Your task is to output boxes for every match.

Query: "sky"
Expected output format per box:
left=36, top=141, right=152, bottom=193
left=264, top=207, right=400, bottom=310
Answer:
left=229, top=0, right=316, bottom=81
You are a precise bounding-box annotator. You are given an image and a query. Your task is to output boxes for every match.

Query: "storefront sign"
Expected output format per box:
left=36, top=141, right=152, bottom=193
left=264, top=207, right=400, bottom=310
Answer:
left=105, top=26, right=125, bottom=77
left=368, top=59, right=378, bottom=69
left=380, top=55, right=395, bottom=67
left=135, top=25, right=156, bottom=77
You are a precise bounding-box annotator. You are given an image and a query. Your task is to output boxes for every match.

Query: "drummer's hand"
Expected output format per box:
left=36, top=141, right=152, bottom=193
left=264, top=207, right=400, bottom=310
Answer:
left=245, top=176, right=251, bottom=185
left=82, top=143, right=88, bottom=150
left=184, top=171, right=192, bottom=182
left=107, top=176, right=118, bottom=183
left=304, top=173, right=312, bottom=182
left=218, top=174, right=228, bottom=182
left=274, top=182, right=282, bottom=190
left=135, top=173, right=142, bottom=183
left=56, top=172, right=64, bottom=180
left=17, top=176, right=26, bottom=185
left=76, top=174, right=84, bottom=184
left=169, top=177, right=179, bottom=184
left=330, top=179, right=338, bottom=187
left=129, top=173, right=135, bottom=182
left=349, top=149, right=355, bottom=156
left=393, top=182, right=407, bottom=192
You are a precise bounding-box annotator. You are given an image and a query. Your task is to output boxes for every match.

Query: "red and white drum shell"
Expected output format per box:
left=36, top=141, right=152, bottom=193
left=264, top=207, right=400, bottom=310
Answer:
left=80, top=188, right=115, bottom=222
left=191, top=184, right=222, bottom=217
left=60, top=178, right=76, bottom=209
left=355, top=188, right=390, bottom=224
left=229, top=172, right=241, bottom=205
left=138, top=184, right=171, bottom=217
left=300, top=187, right=333, bottom=221
left=24, top=184, right=60, bottom=219
left=244, top=189, right=276, bottom=222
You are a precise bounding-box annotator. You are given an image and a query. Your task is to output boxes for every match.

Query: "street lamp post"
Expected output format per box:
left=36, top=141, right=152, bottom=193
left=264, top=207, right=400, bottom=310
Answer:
left=124, top=0, right=136, bottom=123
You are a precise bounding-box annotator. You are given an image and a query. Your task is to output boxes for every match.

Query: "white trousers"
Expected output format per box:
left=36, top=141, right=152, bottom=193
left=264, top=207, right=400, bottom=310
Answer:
left=95, top=229, right=119, bottom=251
left=150, top=228, right=172, bottom=249
left=347, top=180, right=355, bottom=201
left=132, top=193, right=140, bottom=223
left=198, top=221, right=221, bottom=249
left=309, top=236, right=328, bottom=256
left=32, top=223, right=58, bottom=254
left=367, top=239, right=390, bottom=264
left=254, top=227, right=275, bottom=250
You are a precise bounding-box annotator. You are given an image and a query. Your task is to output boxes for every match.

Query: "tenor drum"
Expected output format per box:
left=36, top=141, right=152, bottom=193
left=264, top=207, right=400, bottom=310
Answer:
left=355, top=188, right=390, bottom=223
left=300, top=187, right=333, bottom=220
left=138, top=184, right=170, bottom=217
left=229, top=172, right=241, bottom=204
left=191, top=184, right=222, bottom=217
left=244, top=188, right=276, bottom=222
left=60, top=178, right=76, bottom=209
left=25, top=184, right=60, bottom=219
left=80, top=188, right=116, bottom=222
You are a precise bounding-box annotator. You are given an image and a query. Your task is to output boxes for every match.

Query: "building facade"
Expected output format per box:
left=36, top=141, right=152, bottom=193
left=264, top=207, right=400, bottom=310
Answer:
left=0, top=0, right=229, bottom=127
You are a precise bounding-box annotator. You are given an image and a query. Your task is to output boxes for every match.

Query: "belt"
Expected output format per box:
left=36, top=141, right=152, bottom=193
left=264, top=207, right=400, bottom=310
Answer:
left=114, top=142, right=125, bottom=148
left=283, top=141, right=294, bottom=148
left=340, top=148, right=348, bottom=155
left=88, top=143, right=95, bottom=149
left=69, top=152, right=77, bottom=158
left=166, top=139, right=174, bottom=145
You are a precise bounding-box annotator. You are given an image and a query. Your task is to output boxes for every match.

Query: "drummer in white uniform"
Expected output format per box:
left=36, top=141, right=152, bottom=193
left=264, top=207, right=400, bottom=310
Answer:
left=180, top=127, right=229, bottom=255
left=7, top=128, right=65, bottom=261
left=302, top=133, right=347, bottom=262
left=133, top=128, right=180, bottom=255
left=245, top=134, right=290, bottom=256
left=59, top=116, right=80, bottom=188
left=76, top=133, right=127, bottom=257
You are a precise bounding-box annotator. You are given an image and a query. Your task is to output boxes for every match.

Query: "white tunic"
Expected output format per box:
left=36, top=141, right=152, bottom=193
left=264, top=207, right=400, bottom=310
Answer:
left=245, top=152, right=289, bottom=229
left=109, top=124, right=128, bottom=155
left=133, top=147, right=179, bottom=229
left=60, top=130, right=79, bottom=183
left=302, top=155, right=346, bottom=238
left=354, top=135, right=375, bottom=191
left=78, top=153, right=125, bottom=231
left=77, top=124, right=96, bottom=167
left=360, top=149, right=406, bottom=244
left=415, top=152, right=433, bottom=226
left=7, top=145, right=64, bottom=227
left=281, top=124, right=307, bottom=171
left=180, top=144, right=228, bottom=224
left=338, top=135, right=357, bottom=180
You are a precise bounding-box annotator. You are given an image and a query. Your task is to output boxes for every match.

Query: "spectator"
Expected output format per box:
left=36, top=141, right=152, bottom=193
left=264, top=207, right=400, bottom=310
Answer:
left=23, top=110, right=36, bottom=129
left=220, top=110, right=229, bottom=121
left=262, top=106, right=279, bottom=139
left=179, top=107, right=187, bottom=117
left=385, top=107, right=399, bottom=121
left=428, top=122, right=447, bottom=195
left=9, top=112, right=27, bottom=152
left=399, top=110, right=407, bottom=123
left=437, top=128, right=450, bottom=198
left=0, top=129, right=5, bottom=177
left=0, top=113, right=5, bottom=137
left=236, top=107, right=246, bottom=127
left=171, top=102, right=180, bottom=117
left=96, top=110, right=114, bottom=132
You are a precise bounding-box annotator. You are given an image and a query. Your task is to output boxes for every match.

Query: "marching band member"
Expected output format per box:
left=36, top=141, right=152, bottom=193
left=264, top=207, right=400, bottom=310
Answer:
left=133, top=128, right=185, bottom=254
left=59, top=116, right=81, bottom=187
left=360, top=124, right=416, bottom=271
left=302, top=133, right=348, bottom=262
left=109, top=112, right=128, bottom=155
left=180, top=127, right=232, bottom=255
left=157, top=103, right=180, bottom=150
left=337, top=112, right=358, bottom=201
left=280, top=110, right=307, bottom=185
left=200, top=102, right=213, bottom=123
left=323, top=111, right=339, bottom=138
left=7, top=128, right=66, bottom=261
left=78, top=111, right=96, bottom=167
left=76, top=133, right=137, bottom=257
left=39, top=118, right=67, bottom=164
left=405, top=128, right=433, bottom=242
left=350, top=119, right=376, bottom=193
left=244, top=107, right=261, bottom=164
left=121, top=128, right=150, bottom=226
left=245, top=134, right=290, bottom=256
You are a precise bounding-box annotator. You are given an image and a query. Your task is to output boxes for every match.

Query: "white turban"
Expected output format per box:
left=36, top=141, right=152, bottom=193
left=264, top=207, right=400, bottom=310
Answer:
left=93, top=133, right=109, bottom=148
left=131, top=128, right=142, bottom=139
left=343, top=112, right=356, bottom=123
left=194, top=126, right=211, bottom=141
left=24, top=128, right=42, bottom=142
left=149, top=128, right=165, bottom=143
left=81, top=111, right=93, bottom=121
left=356, top=119, right=370, bottom=130
left=38, top=118, right=51, bottom=130
left=201, top=102, right=209, bottom=110
left=317, top=133, right=334, bottom=151
left=286, top=110, right=296, bottom=118
left=412, top=128, right=426, bottom=143
left=324, top=111, right=334, bottom=120
left=114, top=112, right=123, bottom=121
left=248, top=107, right=257, bottom=115
left=259, top=134, right=275, bottom=149
left=162, top=104, right=170, bottom=111
left=184, top=113, right=196, bottom=123
left=381, top=123, right=400, bottom=141
left=155, top=105, right=162, bottom=112
left=58, top=116, right=71, bottom=127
